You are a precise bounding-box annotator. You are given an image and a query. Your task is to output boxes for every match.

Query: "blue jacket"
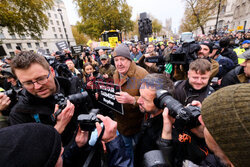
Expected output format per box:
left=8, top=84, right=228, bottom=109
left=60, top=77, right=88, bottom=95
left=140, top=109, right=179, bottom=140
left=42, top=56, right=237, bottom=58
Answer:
left=63, top=135, right=132, bottom=167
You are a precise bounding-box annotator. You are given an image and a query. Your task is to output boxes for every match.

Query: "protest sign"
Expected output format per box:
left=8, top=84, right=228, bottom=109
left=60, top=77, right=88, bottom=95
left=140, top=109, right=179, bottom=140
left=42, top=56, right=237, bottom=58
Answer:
left=56, top=41, right=69, bottom=51
left=95, top=81, right=124, bottom=115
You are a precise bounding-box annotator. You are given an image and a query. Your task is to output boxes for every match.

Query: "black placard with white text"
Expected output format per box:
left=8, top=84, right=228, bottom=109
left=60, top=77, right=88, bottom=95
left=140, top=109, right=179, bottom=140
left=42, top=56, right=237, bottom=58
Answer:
left=95, top=81, right=124, bottom=115
left=56, top=41, right=69, bottom=51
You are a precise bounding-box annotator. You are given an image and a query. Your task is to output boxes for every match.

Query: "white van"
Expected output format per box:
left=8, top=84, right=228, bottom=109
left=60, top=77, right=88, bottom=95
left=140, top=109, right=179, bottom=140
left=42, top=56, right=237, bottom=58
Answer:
left=180, top=32, right=194, bottom=43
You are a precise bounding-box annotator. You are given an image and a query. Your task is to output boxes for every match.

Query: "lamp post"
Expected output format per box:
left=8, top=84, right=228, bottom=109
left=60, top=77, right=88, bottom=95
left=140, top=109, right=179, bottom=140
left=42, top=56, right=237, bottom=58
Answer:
left=57, top=8, right=70, bottom=47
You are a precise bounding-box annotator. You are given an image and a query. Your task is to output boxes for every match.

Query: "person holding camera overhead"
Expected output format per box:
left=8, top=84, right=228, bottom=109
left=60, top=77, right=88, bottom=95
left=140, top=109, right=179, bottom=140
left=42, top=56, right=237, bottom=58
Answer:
left=8, top=51, right=92, bottom=146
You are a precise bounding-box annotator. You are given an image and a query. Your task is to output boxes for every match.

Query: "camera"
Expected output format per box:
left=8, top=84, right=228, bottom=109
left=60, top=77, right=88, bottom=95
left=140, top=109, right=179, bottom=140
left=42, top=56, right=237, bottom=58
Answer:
left=145, top=56, right=166, bottom=73
left=155, top=90, right=201, bottom=129
left=77, top=109, right=101, bottom=131
left=2, top=88, right=21, bottom=101
left=51, top=92, right=89, bottom=122
left=170, top=41, right=200, bottom=65
left=43, top=54, right=72, bottom=78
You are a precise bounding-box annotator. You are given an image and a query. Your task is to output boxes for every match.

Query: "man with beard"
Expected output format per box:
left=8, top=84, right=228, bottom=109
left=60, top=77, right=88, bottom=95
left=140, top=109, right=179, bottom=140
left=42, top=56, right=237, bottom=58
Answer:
left=197, top=41, right=219, bottom=79
left=134, top=73, right=174, bottom=167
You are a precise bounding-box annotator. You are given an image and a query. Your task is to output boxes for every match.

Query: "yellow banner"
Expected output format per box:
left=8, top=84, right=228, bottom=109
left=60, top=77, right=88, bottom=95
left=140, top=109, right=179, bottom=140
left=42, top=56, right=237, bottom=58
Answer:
left=100, top=41, right=109, bottom=47
left=108, top=37, right=118, bottom=48
left=149, top=37, right=154, bottom=42
left=237, top=26, right=243, bottom=30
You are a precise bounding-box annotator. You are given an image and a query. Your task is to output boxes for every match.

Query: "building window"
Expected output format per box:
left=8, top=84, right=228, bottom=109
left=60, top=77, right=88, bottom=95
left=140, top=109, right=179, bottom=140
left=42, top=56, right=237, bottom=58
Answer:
left=35, top=42, right=40, bottom=47
left=56, top=21, right=59, bottom=25
left=10, top=34, right=16, bottom=39
left=60, top=34, right=63, bottom=39
left=21, top=35, right=26, bottom=39
left=27, top=43, right=32, bottom=48
left=9, top=52, right=15, bottom=56
left=43, top=42, right=48, bottom=47
left=50, top=20, right=53, bottom=25
left=48, top=13, right=51, bottom=17
left=46, top=49, right=50, bottom=53
left=221, top=5, right=226, bottom=14
left=54, top=14, right=57, bottom=19
left=6, top=43, right=12, bottom=49
left=16, top=43, right=22, bottom=49
left=52, top=7, right=55, bottom=11
left=54, top=34, right=58, bottom=38
left=0, top=32, right=5, bottom=39
left=58, top=28, right=61, bottom=32
left=52, top=27, right=56, bottom=32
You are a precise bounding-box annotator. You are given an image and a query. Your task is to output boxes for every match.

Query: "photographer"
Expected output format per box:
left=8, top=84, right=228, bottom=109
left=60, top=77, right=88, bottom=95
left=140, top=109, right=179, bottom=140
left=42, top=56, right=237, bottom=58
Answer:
left=0, top=115, right=132, bottom=167
left=64, top=114, right=132, bottom=167
left=134, top=73, right=174, bottom=167
left=172, top=41, right=219, bottom=81
left=9, top=51, right=92, bottom=146
left=138, top=52, right=160, bottom=73
left=0, top=67, right=22, bottom=128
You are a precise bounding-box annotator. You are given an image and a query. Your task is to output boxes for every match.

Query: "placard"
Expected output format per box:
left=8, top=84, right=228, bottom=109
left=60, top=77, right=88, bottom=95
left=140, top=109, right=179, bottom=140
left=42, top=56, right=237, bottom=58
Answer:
left=71, top=45, right=83, bottom=54
left=56, top=41, right=69, bottom=51
left=95, top=81, right=124, bottom=115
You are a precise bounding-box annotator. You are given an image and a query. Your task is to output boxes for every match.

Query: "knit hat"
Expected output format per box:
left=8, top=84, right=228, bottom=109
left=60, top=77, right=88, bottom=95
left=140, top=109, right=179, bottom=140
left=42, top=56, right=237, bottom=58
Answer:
left=0, top=123, right=61, bottom=167
left=201, top=84, right=250, bottom=167
left=200, top=41, right=213, bottom=53
left=113, top=44, right=131, bottom=61
left=100, top=54, right=108, bottom=60
left=238, top=49, right=250, bottom=60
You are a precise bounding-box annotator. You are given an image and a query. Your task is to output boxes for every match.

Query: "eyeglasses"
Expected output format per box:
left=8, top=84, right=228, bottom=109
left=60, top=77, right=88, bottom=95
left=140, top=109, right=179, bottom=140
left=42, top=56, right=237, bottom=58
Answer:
left=22, top=71, right=50, bottom=88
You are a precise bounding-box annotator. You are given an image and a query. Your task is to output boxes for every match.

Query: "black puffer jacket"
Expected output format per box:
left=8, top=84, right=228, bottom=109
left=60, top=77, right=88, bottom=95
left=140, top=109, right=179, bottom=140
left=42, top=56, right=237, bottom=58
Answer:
left=221, top=48, right=238, bottom=66
left=220, top=66, right=248, bottom=88
left=9, top=76, right=93, bottom=146
left=173, top=80, right=214, bottom=106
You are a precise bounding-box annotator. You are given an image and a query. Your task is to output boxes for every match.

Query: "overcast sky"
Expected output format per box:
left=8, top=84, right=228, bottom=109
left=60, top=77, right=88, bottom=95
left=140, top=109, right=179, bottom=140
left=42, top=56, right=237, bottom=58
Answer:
left=62, top=0, right=185, bottom=32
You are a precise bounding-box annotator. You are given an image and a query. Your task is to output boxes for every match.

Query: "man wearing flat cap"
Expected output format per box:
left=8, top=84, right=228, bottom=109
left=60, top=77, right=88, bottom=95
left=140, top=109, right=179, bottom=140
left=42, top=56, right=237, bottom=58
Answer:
left=113, top=44, right=148, bottom=163
left=221, top=49, right=250, bottom=87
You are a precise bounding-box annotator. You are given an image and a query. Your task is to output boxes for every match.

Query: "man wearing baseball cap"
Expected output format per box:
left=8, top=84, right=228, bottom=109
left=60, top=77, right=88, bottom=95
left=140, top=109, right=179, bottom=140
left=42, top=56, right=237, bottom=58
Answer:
left=221, top=49, right=250, bottom=87
left=234, top=40, right=250, bottom=64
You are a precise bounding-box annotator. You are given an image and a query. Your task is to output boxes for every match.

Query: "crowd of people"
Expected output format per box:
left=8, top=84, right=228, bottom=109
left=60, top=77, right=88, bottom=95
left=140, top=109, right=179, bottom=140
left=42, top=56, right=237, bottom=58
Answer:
left=0, top=30, right=249, bottom=167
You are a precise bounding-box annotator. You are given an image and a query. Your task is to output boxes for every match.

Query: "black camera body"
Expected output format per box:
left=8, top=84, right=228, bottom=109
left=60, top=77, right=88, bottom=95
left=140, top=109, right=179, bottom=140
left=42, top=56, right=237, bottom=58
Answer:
left=155, top=90, right=201, bottom=129
left=144, top=56, right=165, bottom=73
left=51, top=92, right=89, bottom=122
left=170, top=41, right=200, bottom=65
left=3, top=88, right=21, bottom=101
left=77, top=109, right=101, bottom=131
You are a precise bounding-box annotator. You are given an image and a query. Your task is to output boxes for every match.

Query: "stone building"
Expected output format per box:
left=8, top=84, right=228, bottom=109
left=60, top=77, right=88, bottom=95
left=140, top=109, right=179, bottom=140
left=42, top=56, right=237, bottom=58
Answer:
left=0, top=0, right=76, bottom=57
left=194, top=0, right=250, bottom=35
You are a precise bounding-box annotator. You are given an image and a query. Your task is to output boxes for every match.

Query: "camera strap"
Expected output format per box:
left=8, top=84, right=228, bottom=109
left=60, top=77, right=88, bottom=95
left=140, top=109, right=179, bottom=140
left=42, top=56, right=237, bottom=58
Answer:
left=83, top=125, right=105, bottom=167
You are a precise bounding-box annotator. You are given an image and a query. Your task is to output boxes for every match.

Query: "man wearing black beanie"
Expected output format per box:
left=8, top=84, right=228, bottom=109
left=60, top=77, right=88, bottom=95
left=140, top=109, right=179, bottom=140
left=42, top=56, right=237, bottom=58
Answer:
left=0, top=123, right=62, bottom=167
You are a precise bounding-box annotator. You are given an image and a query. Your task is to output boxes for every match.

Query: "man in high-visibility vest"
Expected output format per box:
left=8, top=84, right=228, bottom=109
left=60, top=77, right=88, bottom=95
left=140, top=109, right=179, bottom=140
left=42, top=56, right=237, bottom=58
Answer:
left=233, top=40, right=250, bottom=64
